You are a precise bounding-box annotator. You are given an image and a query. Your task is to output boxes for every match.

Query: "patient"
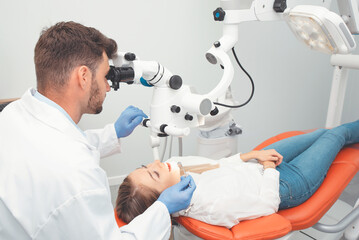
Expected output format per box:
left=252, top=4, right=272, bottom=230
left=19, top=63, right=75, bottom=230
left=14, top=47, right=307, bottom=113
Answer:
left=116, top=120, right=359, bottom=228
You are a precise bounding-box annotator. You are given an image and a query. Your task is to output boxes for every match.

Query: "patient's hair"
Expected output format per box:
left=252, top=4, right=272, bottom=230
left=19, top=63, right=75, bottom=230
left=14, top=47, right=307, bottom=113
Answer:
left=116, top=176, right=160, bottom=223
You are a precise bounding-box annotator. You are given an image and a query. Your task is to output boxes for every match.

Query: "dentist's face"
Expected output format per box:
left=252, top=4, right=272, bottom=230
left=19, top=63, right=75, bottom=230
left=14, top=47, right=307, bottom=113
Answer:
left=129, top=160, right=181, bottom=193
left=87, top=52, right=111, bottom=114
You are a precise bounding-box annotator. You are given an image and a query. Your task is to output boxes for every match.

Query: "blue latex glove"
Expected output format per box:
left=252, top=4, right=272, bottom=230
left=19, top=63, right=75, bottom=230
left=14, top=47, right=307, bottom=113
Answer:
left=158, top=175, right=196, bottom=214
left=115, top=106, right=148, bottom=138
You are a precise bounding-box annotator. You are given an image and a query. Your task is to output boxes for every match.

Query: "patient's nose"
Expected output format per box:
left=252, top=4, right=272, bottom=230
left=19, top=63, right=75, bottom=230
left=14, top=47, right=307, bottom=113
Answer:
left=148, top=160, right=160, bottom=168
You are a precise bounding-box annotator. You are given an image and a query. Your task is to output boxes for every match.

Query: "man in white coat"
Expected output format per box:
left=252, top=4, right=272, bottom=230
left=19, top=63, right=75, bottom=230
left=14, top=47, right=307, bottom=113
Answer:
left=0, top=21, right=196, bottom=240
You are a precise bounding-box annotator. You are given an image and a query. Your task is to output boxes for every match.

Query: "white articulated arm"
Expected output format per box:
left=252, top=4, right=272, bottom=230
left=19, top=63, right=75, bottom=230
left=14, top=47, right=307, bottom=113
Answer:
left=204, top=47, right=234, bottom=102
left=110, top=52, right=213, bottom=139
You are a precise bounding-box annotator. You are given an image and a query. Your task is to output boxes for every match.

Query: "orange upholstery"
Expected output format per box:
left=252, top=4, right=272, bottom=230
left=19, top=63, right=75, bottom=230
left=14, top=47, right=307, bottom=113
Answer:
left=114, top=210, right=127, bottom=228
left=176, top=213, right=292, bottom=240
left=114, top=130, right=359, bottom=240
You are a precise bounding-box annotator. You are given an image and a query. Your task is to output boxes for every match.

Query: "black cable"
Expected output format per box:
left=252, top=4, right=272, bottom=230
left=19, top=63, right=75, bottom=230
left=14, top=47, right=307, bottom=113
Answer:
left=213, top=47, right=255, bottom=108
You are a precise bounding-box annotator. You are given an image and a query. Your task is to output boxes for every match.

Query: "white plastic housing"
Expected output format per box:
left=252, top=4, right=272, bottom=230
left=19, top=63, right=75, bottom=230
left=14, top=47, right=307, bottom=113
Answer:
left=149, top=85, right=208, bottom=137
left=338, top=0, right=359, bottom=34
left=285, top=5, right=356, bottom=54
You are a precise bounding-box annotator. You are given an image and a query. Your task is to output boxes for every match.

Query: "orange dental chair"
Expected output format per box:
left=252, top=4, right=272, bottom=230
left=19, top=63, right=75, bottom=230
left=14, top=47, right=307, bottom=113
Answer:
left=115, top=130, right=359, bottom=240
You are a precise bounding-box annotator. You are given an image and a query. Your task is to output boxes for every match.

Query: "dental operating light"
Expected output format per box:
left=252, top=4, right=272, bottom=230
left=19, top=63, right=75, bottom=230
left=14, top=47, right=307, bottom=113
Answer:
left=284, top=5, right=356, bottom=54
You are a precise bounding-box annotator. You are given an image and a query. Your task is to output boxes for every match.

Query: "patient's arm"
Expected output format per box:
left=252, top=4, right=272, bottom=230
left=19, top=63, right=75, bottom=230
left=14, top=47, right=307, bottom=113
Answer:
left=258, top=167, right=281, bottom=212
left=241, top=149, right=283, bottom=166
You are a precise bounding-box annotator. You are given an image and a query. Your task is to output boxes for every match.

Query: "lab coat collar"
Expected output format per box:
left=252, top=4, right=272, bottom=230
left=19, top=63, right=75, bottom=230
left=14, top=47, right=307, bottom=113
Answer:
left=33, top=90, right=84, bottom=134
left=21, top=88, right=93, bottom=148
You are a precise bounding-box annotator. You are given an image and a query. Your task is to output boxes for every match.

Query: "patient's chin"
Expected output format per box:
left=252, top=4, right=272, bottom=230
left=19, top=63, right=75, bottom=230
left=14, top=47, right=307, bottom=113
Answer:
left=173, top=169, right=181, bottom=184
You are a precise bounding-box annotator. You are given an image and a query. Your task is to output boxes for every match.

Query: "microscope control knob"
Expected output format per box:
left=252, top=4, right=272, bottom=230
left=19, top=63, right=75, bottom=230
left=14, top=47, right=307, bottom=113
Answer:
left=169, top=75, right=182, bottom=90
left=142, top=119, right=150, bottom=128
left=171, top=105, right=181, bottom=113
left=273, top=0, right=287, bottom=12
left=184, top=114, right=193, bottom=121
left=210, top=107, right=219, bottom=116
left=124, top=52, right=136, bottom=61
left=213, top=7, right=225, bottom=21
left=160, top=124, right=168, bottom=133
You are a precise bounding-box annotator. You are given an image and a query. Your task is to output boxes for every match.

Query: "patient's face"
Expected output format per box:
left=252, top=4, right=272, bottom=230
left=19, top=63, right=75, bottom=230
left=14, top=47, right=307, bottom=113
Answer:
left=130, top=160, right=181, bottom=193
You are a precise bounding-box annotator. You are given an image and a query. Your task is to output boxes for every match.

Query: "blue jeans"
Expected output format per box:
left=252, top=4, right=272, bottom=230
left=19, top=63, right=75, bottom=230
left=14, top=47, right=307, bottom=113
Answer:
left=263, top=120, right=359, bottom=209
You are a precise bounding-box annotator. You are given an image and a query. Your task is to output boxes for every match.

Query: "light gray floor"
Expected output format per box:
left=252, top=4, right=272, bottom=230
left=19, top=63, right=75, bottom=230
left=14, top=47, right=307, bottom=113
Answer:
left=339, top=172, right=359, bottom=207
left=338, top=172, right=359, bottom=240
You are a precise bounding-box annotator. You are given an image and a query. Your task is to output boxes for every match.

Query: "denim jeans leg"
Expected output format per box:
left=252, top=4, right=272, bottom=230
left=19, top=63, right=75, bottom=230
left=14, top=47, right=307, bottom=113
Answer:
left=278, top=124, right=358, bottom=209
left=339, top=119, right=359, bottom=144
left=263, top=129, right=327, bottom=163
left=277, top=162, right=310, bottom=209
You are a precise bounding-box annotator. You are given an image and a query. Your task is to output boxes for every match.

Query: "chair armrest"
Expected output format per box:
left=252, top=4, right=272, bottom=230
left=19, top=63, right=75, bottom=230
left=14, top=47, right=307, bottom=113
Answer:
left=232, top=214, right=292, bottom=240
left=175, top=214, right=292, bottom=240
left=175, top=216, right=234, bottom=240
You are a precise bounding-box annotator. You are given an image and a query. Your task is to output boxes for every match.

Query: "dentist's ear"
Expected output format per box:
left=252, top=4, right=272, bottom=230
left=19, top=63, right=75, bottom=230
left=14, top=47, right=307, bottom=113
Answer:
left=77, top=66, right=91, bottom=90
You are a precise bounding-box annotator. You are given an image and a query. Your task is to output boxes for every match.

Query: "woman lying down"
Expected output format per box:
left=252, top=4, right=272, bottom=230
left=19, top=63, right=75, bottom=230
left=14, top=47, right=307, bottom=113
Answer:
left=116, top=120, right=359, bottom=228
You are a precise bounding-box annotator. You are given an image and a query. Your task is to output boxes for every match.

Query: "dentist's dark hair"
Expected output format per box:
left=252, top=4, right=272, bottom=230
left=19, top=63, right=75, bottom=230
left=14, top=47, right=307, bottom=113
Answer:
left=116, top=176, right=160, bottom=224
left=34, top=21, right=117, bottom=92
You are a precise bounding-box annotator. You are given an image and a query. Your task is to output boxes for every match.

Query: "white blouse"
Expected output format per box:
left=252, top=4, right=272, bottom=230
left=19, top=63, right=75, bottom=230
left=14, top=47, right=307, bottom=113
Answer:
left=168, top=154, right=280, bottom=228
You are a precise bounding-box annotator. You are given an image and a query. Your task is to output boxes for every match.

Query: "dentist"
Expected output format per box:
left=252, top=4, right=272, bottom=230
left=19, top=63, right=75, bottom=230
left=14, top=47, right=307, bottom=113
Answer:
left=0, top=21, right=195, bottom=240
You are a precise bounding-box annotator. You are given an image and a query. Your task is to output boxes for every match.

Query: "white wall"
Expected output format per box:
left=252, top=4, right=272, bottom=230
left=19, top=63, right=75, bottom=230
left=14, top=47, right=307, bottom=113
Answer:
left=1, top=0, right=358, bottom=178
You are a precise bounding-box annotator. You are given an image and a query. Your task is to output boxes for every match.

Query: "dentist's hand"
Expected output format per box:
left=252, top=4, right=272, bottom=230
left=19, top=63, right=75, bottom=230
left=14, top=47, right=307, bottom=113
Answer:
left=115, top=106, right=148, bottom=138
left=158, top=175, right=196, bottom=214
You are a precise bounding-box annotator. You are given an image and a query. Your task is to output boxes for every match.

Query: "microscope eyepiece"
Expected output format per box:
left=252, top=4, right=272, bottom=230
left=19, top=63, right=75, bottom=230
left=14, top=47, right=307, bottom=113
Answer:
left=106, top=65, right=135, bottom=91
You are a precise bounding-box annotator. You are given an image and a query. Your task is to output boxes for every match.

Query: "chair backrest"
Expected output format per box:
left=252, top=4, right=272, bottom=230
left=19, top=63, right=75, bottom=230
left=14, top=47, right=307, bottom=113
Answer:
left=114, top=210, right=127, bottom=228
left=0, top=98, right=18, bottom=112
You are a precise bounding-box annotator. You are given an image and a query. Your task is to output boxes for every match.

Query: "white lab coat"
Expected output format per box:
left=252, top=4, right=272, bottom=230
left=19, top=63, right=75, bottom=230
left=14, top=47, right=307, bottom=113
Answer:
left=169, top=155, right=280, bottom=228
left=0, top=88, right=171, bottom=240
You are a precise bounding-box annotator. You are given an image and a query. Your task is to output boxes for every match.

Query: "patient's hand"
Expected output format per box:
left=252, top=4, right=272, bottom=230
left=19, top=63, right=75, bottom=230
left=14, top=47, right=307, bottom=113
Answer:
left=242, top=149, right=283, bottom=166
left=262, top=160, right=277, bottom=169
